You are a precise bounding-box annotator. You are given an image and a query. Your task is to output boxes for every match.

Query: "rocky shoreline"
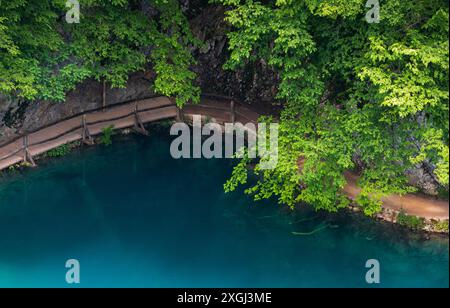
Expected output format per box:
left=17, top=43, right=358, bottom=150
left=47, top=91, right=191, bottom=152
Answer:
left=349, top=204, right=449, bottom=235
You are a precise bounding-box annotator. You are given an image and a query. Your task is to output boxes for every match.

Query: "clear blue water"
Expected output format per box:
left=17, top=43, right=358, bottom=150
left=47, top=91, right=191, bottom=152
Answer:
left=0, top=129, right=448, bottom=288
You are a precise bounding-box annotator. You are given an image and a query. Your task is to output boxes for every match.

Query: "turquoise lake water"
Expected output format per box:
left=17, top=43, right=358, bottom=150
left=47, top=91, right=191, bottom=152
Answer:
left=0, top=129, right=448, bottom=288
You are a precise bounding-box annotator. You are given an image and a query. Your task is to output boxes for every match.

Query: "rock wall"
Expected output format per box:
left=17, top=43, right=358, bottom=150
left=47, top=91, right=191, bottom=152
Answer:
left=190, top=5, right=279, bottom=105
left=0, top=72, right=155, bottom=144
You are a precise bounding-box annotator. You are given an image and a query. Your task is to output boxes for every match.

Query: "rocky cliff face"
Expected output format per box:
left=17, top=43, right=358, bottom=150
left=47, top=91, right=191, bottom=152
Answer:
left=190, top=4, right=279, bottom=105
left=0, top=72, right=155, bottom=145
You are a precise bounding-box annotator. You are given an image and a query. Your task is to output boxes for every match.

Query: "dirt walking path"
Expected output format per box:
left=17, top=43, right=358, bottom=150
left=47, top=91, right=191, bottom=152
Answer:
left=343, top=172, right=448, bottom=220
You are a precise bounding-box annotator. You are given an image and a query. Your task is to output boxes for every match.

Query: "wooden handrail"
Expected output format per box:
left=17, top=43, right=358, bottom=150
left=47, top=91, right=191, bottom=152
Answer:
left=0, top=94, right=248, bottom=165
left=0, top=94, right=162, bottom=149
left=0, top=99, right=174, bottom=160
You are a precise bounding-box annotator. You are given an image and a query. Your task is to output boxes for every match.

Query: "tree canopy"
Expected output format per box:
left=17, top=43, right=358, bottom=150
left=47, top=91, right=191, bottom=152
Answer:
left=221, top=0, right=449, bottom=215
left=1, top=0, right=448, bottom=215
left=0, top=0, right=200, bottom=105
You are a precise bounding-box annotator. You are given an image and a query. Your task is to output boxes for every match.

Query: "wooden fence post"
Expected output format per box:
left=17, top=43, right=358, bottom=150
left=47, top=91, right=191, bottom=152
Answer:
left=82, top=115, right=94, bottom=145
left=23, top=135, right=36, bottom=167
left=22, top=135, right=27, bottom=163
left=230, top=100, right=236, bottom=123
left=176, top=106, right=184, bottom=122
left=134, top=102, right=149, bottom=135
left=102, top=80, right=107, bottom=112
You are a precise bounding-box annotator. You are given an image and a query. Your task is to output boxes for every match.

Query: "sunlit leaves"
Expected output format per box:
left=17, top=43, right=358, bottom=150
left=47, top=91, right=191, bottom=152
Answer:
left=0, top=0, right=200, bottom=105
left=219, top=0, right=449, bottom=214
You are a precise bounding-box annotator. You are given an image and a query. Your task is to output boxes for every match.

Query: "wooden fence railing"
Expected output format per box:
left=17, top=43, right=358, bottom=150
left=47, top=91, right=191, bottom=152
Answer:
left=0, top=96, right=167, bottom=162
left=0, top=94, right=260, bottom=170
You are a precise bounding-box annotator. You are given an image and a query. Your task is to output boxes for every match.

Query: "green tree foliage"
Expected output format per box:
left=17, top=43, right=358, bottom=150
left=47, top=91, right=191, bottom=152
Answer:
left=1, top=0, right=448, bottom=216
left=396, top=210, right=425, bottom=230
left=0, top=0, right=199, bottom=105
left=220, top=0, right=449, bottom=214
left=100, top=125, right=115, bottom=146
